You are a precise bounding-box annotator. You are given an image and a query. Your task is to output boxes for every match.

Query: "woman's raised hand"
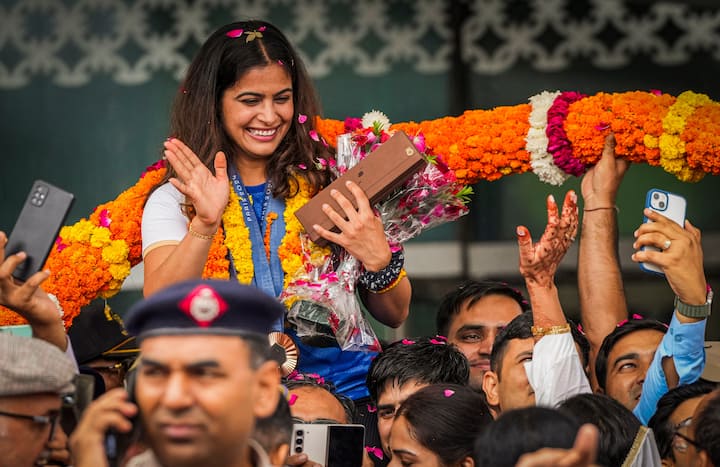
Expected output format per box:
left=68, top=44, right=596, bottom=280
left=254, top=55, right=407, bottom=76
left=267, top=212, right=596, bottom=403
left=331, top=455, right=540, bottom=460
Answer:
left=164, top=138, right=229, bottom=231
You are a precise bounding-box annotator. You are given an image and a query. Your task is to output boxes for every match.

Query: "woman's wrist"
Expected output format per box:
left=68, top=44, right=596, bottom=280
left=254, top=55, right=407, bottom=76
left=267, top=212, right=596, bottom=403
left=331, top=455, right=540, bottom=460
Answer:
left=359, top=248, right=405, bottom=293
left=188, top=219, right=218, bottom=239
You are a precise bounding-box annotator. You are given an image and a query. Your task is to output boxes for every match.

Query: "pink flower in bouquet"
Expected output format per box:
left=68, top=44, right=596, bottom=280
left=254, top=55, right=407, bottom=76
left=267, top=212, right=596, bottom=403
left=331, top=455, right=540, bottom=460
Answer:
left=344, top=117, right=363, bottom=131
left=412, top=133, right=426, bottom=153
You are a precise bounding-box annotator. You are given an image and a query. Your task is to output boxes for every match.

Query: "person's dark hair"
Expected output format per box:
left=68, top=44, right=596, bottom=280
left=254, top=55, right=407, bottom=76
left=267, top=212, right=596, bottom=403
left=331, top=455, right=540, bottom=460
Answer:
left=648, top=381, right=718, bottom=461
left=474, top=406, right=581, bottom=467
left=366, top=336, right=469, bottom=402
left=253, top=393, right=292, bottom=454
left=245, top=336, right=274, bottom=370
left=594, top=319, right=668, bottom=391
left=490, top=312, right=533, bottom=379
left=436, top=280, right=530, bottom=337
left=395, top=383, right=492, bottom=465
left=284, top=374, right=356, bottom=423
left=694, top=389, right=720, bottom=465
left=569, top=320, right=590, bottom=371
left=558, top=393, right=640, bottom=467
left=158, top=20, right=331, bottom=201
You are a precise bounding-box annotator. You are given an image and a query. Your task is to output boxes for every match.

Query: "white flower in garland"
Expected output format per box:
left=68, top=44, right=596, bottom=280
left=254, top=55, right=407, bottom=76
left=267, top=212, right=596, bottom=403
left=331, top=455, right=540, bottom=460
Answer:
left=47, top=293, right=64, bottom=317
left=526, top=90, right=569, bottom=186
left=362, top=110, right=391, bottom=131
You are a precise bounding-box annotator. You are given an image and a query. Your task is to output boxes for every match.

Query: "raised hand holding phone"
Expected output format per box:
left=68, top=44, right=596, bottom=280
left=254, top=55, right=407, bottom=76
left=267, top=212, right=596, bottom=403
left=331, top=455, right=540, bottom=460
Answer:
left=5, top=180, right=74, bottom=282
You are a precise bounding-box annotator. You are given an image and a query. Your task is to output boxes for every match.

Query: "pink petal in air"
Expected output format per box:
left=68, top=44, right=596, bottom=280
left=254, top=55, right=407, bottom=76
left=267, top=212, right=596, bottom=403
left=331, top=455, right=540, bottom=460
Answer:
left=298, top=114, right=308, bottom=124
left=309, top=130, right=320, bottom=142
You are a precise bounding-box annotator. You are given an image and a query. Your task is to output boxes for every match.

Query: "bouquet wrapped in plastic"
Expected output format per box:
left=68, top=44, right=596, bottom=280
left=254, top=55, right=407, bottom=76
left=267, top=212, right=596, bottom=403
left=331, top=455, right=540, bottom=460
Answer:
left=282, top=111, right=472, bottom=351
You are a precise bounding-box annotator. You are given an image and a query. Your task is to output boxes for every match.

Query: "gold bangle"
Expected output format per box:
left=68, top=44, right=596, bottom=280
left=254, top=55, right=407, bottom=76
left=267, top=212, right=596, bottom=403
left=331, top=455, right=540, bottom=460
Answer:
left=531, top=323, right=571, bottom=337
left=583, top=206, right=619, bottom=213
left=188, top=223, right=215, bottom=241
left=372, top=268, right=407, bottom=294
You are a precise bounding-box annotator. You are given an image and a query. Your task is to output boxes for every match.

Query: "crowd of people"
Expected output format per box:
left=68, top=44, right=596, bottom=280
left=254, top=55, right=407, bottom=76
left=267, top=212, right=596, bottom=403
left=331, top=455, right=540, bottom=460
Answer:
left=1, top=19, right=718, bottom=467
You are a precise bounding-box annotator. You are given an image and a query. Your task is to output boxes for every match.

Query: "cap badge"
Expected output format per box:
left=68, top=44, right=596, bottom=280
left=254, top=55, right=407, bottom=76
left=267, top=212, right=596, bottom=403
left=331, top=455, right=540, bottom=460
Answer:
left=179, top=285, right=228, bottom=327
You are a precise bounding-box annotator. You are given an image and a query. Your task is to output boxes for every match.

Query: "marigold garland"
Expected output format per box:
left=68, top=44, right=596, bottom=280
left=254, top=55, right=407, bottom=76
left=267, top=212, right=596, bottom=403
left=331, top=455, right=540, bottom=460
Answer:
left=3, top=89, right=718, bottom=327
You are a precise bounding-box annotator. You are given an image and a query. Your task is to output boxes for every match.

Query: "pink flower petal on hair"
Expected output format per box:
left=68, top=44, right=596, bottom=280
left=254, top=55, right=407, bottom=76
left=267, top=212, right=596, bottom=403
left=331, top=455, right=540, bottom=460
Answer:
left=631, top=313, right=644, bottom=320
left=366, top=446, right=384, bottom=460
left=430, top=338, right=444, bottom=345
left=258, top=26, right=267, bottom=32
left=277, top=60, right=284, bottom=66
left=226, top=29, right=243, bottom=38
left=288, top=394, right=298, bottom=406
left=367, top=404, right=377, bottom=413
left=297, top=163, right=307, bottom=170
left=309, top=130, right=320, bottom=142
left=444, top=389, right=455, bottom=398
left=650, top=89, right=662, bottom=96
left=298, top=114, right=307, bottom=124
left=401, top=338, right=415, bottom=345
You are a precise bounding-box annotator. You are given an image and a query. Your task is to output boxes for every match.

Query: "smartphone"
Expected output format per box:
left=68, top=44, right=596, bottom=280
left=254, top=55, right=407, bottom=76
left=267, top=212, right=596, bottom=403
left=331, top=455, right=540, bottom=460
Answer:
left=290, top=423, right=365, bottom=467
left=5, top=180, right=74, bottom=282
left=105, top=367, right=138, bottom=467
left=639, top=188, right=687, bottom=276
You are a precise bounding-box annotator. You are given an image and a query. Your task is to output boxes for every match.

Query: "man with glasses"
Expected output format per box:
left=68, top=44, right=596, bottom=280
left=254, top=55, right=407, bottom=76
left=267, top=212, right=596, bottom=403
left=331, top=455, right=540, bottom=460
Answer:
left=681, top=389, right=720, bottom=467
left=0, top=333, right=76, bottom=467
left=649, top=380, right=717, bottom=467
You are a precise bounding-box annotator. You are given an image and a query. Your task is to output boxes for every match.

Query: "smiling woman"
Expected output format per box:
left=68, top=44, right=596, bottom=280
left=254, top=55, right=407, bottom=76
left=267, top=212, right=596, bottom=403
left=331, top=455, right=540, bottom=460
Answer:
left=136, top=23, right=412, bottom=460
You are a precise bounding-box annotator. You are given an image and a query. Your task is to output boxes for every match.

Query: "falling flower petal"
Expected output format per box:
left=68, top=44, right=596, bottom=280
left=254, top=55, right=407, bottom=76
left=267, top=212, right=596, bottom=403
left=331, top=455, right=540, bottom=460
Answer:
left=367, top=404, right=377, bottom=413
left=309, top=130, right=320, bottom=142
left=226, top=29, right=243, bottom=38
left=298, top=114, right=308, bottom=124
left=288, top=394, right=298, bottom=406
left=650, top=89, right=662, bottom=96
left=594, top=122, right=610, bottom=131
left=444, top=389, right=455, bottom=398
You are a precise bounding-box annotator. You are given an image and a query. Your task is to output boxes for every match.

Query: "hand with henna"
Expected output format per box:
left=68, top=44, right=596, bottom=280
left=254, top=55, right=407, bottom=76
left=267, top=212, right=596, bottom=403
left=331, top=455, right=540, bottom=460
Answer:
left=517, top=190, right=579, bottom=289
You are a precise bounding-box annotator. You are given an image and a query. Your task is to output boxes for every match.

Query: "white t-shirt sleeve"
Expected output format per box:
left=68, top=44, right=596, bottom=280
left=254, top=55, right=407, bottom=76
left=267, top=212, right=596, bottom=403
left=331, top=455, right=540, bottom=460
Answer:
left=141, top=183, right=189, bottom=257
left=524, top=332, right=592, bottom=407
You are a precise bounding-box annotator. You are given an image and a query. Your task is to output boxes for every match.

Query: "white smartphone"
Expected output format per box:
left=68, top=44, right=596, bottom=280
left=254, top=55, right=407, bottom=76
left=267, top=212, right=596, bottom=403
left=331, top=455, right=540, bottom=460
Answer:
left=639, top=188, right=687, bottom=276
left=290, top=423, right=365, bottom=467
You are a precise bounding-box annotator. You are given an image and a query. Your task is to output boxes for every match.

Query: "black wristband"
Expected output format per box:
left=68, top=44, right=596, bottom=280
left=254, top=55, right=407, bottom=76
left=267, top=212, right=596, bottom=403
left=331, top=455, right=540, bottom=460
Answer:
left=359, top=249, right=405, bottom=292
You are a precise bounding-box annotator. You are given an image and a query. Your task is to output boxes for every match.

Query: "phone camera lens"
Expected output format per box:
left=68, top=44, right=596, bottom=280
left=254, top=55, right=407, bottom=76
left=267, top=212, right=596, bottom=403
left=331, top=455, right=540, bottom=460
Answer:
left=295, top=446, right=303, bottom=453
left=296, top=430, right=303, bottom=436
left=653, top=193, right=659, bottom=200
left=659, top=201, right=666, bottom=209
left=296, top=438, right=303, bottom=445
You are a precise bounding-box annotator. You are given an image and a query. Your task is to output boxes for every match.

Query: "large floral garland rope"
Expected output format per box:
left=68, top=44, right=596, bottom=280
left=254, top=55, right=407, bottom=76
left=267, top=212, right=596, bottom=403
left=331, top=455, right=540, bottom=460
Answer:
left=318, top=90, right=720, bottom=185
left=2, top=90, right=718, bottom=327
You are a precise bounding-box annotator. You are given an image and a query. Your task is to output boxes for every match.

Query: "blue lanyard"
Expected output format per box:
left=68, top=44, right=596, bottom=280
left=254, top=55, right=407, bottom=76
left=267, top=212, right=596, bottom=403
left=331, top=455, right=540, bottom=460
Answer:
left=227, top=166, right=286, bottom=332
